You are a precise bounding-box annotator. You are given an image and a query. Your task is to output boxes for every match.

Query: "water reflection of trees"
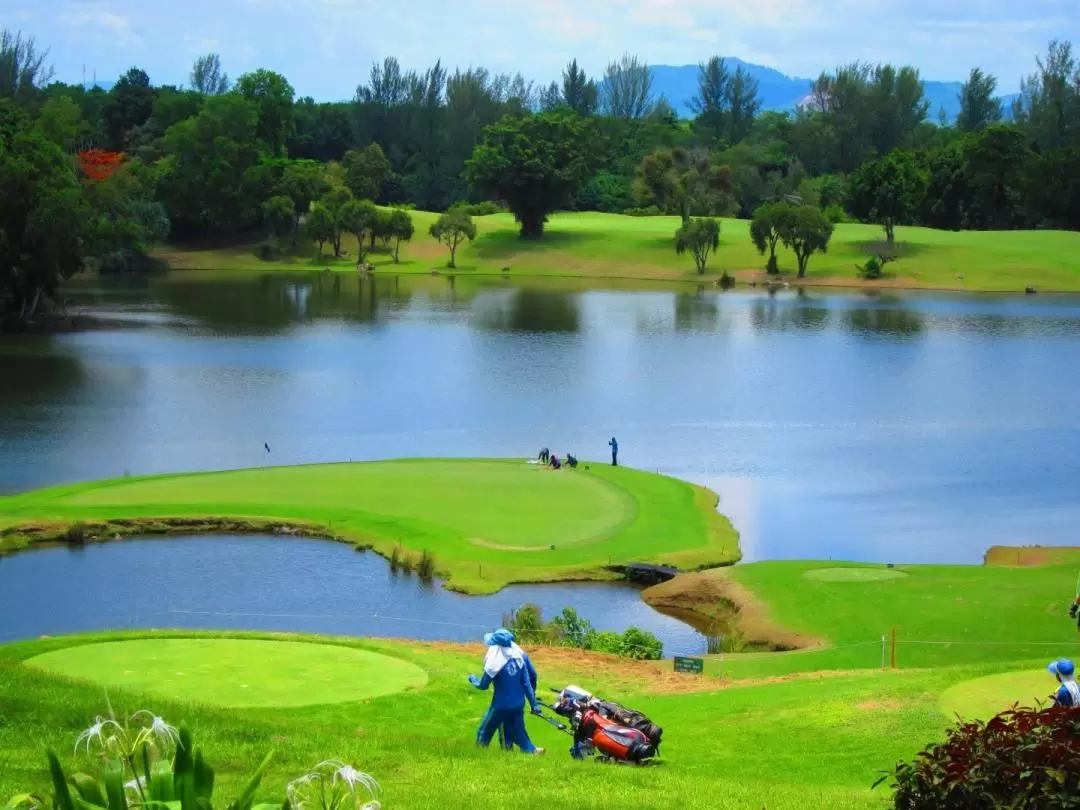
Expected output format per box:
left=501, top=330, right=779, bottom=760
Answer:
left=475, top=289, right=581, bottom=333
left=152, top=273, right=413, bottom=332
left=748, top=296, right=829, bottom=333
left=842, top=304, right=926, bottom=338
left=674, top=287, right=720, bottom=331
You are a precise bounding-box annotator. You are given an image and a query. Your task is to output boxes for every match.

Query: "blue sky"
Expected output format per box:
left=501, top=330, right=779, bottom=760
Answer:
left=5, top=0, right=1077, bottom=98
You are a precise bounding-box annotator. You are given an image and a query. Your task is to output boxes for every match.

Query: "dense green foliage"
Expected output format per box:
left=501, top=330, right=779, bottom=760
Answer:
left=503, top=605, right=664, bottom=660
left=885, top=706, right=1080, bottom=809
left=674, top=217, right=722, bottom=274
left=1, top=28, right=1079, bottom=314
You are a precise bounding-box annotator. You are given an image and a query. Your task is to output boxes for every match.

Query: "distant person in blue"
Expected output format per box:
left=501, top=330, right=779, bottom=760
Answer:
left=468, top=628, right=544, bottom=754
left=608, top=436, right=618, bottom=466
left=1048, top=658, right=1080, bottom=707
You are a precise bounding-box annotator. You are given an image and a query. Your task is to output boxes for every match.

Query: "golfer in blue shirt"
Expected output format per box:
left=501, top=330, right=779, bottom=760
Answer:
left=468, top=628, right=544, bottom=754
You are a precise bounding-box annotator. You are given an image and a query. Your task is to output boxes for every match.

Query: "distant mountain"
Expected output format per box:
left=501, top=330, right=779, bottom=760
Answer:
left=646, top=62, right=1018, bottom=124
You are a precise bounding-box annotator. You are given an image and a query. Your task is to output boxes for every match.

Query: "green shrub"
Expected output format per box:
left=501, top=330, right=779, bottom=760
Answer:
left=457, top=201, right=505, bottom=217
left=619, top=627, right=663, bottom=660
left=389, top=545, right=401, bottom=572
left=503, top=603, right=546, bottom=644
left=417, top=549, right=436, bottom=582
left=824, top=203, right=849, bottom=224
left=622, top=205, right=663, bottom=217
left=256, top=238, right=284, bottom=261
left=64, top=522, right=88, bottom=545
left=880, top=705, right=1080, bottom=808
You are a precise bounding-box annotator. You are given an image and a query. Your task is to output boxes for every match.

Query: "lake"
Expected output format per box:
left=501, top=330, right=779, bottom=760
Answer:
left=2, top=272, right=1079, bottom=567
left=0, top=535, right=708, bottom=654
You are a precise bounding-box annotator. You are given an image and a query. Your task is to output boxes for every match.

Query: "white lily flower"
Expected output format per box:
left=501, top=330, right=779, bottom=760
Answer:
left=74, top=716, right=122, bottom=756
left=131, top=711, right=181, bottom=752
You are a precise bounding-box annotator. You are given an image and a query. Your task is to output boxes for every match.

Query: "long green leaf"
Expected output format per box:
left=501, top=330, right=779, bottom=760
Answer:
left=101, top=761, right=127, bottom=810
left=70, top=775, right=106, bottom=808
left=73, top=798, right=108, bottom=810
left=172, top=727, right=194, bottom=780
left=147, top=761, right=174, bottom=804
left=192, top=751, right=213, bottom=802
left=46, top=752, right=75, bottom=810
left=231, top=751, right=275, bottom=810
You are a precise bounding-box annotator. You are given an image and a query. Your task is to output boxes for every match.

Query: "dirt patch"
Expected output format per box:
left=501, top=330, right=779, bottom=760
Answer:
left=414, top=640, right=872, bottom=695
left=468, top=537, right=553, bottom=552
left=641, top=570, right=820, bottom=652
left=984, top=545, right=1080, bottom=567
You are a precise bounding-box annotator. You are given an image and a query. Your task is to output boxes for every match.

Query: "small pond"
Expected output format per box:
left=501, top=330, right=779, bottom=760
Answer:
left=0, top=535, right=710, bottom=655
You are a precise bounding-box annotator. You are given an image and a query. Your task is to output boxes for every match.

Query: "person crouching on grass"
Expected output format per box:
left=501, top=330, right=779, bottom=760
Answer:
left=468, top=628, right=545, bottom=754
left=1048, top=658, right=1080, bottom=708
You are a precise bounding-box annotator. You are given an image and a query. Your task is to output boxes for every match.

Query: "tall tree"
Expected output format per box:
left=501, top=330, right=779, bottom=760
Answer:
left=956, top=68, right=1002, bottom=132
left=601, top=53, right=654, bottom=119
left=749, top=201, right=794, bottom=274
left=430, top=207, right=476, bottom=267
left=1013, top=40, right=1080, bottom=150
left=190, top=53, right=229, bottom=96
left=562, top=59, right=598, bottom=117
left=0, top=29, right=54, bottom=104
left=726, top=66, right=761, bottom=143
left=103, top=67, right=155, bottom=150
left=387, top=208, right=414, bottom=263
left=539, top=81, right=563, bottom=112
left=342, top=143, right=390, bottom=200
left=0, top=102, right=92, bottom=318
left=634, top=147, right=733, bottom=223
left=158, top=94, right=263, bottom=237
left=465, top=111, right=593, bottom=238
left=236, top=69, right=295, bottom=157
left=674, top=218, right=722, bottom=274
left=689, top=56, right=729, bottom=143
left=847, top=149, right=928, bottom=244
left=775, top=204, right=834, bottom=278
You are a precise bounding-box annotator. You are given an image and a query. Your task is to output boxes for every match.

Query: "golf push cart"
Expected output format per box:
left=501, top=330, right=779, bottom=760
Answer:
left=533, top=684, right=663, bottom=765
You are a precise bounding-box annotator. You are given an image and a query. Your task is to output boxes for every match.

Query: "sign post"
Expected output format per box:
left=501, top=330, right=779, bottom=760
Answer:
left=673, top=656, right=704, bottom=674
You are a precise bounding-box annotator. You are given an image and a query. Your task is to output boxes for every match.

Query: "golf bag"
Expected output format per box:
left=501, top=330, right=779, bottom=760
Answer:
left=546, top=684, right=661, bottom=763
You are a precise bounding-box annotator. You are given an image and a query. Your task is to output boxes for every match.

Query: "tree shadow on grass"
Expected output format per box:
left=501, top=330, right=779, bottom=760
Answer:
left=471, top=228, right=610, bottom=260
left=855, top=240, right=927, bottom=258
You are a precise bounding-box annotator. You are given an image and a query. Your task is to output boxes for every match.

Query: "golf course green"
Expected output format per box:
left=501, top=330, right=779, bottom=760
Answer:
left=159, top=210, right=1080, bottom=293
left=0, top=459, right=740, bottom=593
left=24, top=638, right=429, bottom=708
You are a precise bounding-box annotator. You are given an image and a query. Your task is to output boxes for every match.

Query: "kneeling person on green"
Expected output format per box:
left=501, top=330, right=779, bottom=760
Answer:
left=468, top=628, right=544, bottom=754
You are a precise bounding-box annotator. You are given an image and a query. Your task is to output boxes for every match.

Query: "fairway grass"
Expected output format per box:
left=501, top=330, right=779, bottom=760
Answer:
left=0, top=459, right=740, bottom=593
left=938, top=669, right=1053, bottom=721
left=25, top=638, right=428, bottom=708
left=157, top=210, right=1080, bottom=293
left=0, top=629, right=1017, bottom=810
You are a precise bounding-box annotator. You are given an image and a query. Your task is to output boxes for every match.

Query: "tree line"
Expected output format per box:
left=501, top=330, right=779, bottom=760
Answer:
left=1, top=28, right=1078, bottom=319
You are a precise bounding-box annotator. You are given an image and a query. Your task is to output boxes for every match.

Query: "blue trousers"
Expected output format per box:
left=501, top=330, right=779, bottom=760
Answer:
left=476, top=706, right=536, bottom=753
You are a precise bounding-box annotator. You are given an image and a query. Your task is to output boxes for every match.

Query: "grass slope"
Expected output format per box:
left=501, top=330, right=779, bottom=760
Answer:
left=0, top=629, right=1030, bottom=810
left=689, top=558, right=1080, bottom=678
left=0, top=459, right=739, bottom=593
left=158, top=211, right=1080, bottom=292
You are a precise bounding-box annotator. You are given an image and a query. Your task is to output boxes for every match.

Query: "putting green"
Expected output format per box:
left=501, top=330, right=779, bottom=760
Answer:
left=939, top=669, right=1053, bottom=721
left=802, top=567, right=908, bottom=582
left=25, top=639, right=428, bottom=708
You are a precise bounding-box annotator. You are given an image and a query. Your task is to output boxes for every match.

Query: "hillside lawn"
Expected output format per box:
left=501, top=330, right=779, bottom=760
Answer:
left=0, top=459, right=740, bottom=594
left=156, top=210, right=1080, bottom=293
left=0, top=629, right=1061, bottom=810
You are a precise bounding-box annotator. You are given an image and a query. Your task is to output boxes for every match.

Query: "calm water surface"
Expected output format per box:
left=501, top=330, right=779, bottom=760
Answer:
left=1, top=273, right=1079, bottom=578
left=0, top=535, right=706, bottom=653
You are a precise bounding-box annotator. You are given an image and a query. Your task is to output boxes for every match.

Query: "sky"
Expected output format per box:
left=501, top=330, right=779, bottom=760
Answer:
left=4, top=0, right=1077, bottom=99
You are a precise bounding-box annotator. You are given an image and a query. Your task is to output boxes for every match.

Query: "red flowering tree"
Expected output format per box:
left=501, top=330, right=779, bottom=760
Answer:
left=77, top=149, right=125, bottom=182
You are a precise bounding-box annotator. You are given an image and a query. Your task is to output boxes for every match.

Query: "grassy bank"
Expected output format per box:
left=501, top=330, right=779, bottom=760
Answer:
left=0, top=628, right=1034, bottom=810
left=0, top=459, right=739, bottom=594
left=156, top=210, right=1080, bottom=293
left=645, top=556, right=1080, bottom=679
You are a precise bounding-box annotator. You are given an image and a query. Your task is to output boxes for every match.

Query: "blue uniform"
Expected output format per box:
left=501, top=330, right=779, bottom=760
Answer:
left=1055, top=680, right=1080, bottom=708
left=472, top=653, right=539, bottom=752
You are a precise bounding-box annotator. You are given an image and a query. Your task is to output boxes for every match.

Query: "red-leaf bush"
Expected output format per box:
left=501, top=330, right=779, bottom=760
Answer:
left=883, top=705, right=1080, bottom=809
left=77, top=148, right=124, bottom=181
